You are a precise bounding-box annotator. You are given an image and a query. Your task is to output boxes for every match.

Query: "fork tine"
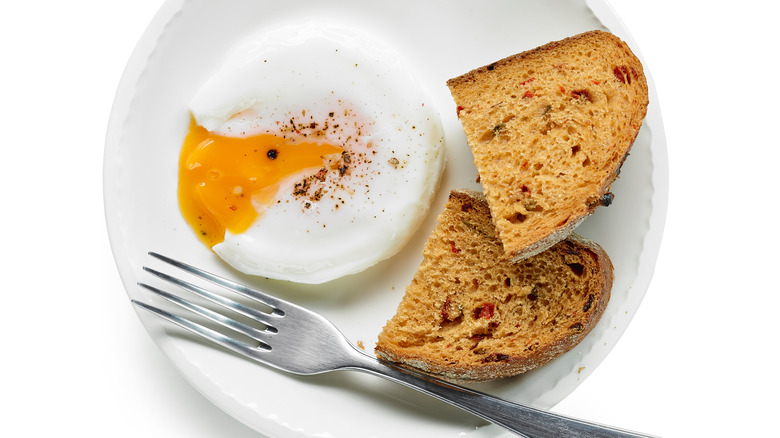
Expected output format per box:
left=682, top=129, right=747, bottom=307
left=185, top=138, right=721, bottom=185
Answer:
left=131, top=299, right=270, bottom=360
left=137, top=282, right=274, bottom=348
left=142, top=266, right=279, bottom=333
left=148, top=252, right=285, bottom=316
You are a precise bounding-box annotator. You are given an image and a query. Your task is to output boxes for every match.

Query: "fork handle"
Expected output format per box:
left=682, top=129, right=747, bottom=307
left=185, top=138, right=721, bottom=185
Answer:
left=349, top=357, right=656, bottom=438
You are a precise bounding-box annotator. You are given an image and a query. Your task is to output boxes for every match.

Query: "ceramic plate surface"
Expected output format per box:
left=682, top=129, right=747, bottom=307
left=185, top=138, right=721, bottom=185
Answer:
left=104, top=0, right=667, bottom=436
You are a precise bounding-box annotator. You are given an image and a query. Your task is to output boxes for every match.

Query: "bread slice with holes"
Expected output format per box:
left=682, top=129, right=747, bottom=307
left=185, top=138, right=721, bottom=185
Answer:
left=374, top=190, right=612, bottom=383
left=446, top=30, right=648, bottom=262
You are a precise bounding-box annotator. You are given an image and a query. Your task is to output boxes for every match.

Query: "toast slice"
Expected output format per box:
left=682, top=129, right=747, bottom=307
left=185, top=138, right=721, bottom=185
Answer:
left=375, top=190, right=612, bottom=383
left=446, top=30, right=649, bottom=261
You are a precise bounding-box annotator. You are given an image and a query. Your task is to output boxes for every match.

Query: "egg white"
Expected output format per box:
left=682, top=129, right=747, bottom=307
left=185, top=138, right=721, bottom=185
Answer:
left=187, top=22, right=445, bottom=284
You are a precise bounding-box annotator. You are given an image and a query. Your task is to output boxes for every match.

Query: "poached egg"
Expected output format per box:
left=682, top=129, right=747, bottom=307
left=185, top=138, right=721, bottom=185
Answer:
left=178, top=22, right=444, bottom=284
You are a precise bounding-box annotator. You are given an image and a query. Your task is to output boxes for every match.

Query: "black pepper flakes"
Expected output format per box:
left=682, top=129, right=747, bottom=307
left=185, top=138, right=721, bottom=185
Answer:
left=267, top=149, right=278, bottom=160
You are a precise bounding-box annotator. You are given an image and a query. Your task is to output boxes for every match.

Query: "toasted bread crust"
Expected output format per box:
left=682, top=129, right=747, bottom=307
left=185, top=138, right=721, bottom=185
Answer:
left=447, top=30, right=648, bottom=262
left=375, top=190, right=613, bottom=383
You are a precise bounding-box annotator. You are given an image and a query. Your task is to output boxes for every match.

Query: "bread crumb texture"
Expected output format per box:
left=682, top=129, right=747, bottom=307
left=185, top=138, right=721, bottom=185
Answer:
left=447, top=30, right=649, bottom=261
left=375, top=190, right=613, bottom=383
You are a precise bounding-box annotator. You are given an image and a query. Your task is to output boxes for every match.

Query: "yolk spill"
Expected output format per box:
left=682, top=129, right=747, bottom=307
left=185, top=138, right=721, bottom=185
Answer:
left=178, top=117, right=344, bottom=247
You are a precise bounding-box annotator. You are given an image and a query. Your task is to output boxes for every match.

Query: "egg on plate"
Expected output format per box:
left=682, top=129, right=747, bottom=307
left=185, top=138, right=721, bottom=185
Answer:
left=178, top=22, right=445, bottom=284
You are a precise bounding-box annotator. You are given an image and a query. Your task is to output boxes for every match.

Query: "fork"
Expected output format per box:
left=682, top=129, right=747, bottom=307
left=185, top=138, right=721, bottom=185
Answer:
left=132, top=252, right=656, bottom=438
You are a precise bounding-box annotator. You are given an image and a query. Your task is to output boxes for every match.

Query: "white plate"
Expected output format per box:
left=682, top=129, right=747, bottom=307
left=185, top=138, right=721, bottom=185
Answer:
left=104, top=1, right=668, bottom=437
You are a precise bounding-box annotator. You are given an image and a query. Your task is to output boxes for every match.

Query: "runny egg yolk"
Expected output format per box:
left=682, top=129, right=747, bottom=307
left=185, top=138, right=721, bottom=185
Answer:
left=178, top=117, right=344, bottom=248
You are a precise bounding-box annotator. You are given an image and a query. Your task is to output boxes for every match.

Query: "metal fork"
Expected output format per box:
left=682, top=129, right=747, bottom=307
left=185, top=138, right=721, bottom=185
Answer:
left=132, top=252, right=656, bottom=438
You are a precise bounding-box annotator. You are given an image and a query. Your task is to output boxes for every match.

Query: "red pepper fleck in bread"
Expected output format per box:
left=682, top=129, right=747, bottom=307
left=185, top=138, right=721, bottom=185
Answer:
left=375, top=190, right=612, bottom=383
left=446, top=30, right=649, bottom=262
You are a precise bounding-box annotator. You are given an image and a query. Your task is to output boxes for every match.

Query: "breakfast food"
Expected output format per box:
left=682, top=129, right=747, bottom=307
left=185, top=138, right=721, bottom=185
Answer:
left=375, top=190, right=612, bottom=382
left=446, top=30, right=648, bottom=262
left=178, top=22, right=444, bottom=284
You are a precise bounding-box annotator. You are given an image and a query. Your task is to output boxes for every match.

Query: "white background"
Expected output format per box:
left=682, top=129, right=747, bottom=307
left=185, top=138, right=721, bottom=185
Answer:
left=2, top=1, right=777, bottom=437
